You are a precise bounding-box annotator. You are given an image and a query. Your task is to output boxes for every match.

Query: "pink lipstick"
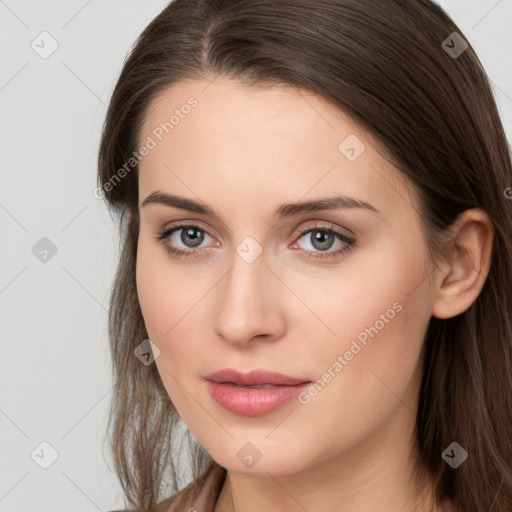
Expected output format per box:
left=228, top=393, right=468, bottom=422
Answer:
left=204, top=368, right=312, bottom=416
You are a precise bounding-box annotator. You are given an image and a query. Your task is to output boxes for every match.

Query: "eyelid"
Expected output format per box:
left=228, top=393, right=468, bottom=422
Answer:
left=156, top=220, right=356, bottom=259
left=158, top=220, right=352, bottom=242
left=160, top=219, right=220, bottom=240
left=293, top=220, right=353, bottom=235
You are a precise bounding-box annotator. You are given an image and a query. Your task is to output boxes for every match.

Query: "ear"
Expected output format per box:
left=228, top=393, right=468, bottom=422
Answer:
left=431, top=208, right=494, bottom=320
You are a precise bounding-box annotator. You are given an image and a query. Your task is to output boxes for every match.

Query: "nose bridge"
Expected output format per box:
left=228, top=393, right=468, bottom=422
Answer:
left=213, top=241, right=282, bottom=344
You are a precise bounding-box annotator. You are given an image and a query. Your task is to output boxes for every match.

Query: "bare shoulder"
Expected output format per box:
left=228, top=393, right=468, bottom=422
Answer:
left=158, top=465, right=226, bottom=512
left=106, top=488, right=198, bottom=512
left=157, top=487, right=195, bottom=512
left=107, top=491, right=194, bottom=512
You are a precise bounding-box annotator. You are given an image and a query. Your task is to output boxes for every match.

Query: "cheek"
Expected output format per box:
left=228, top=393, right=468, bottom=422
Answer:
left=135, top=243, right=198, bottom=413
left=135, top=241, right=190, bottom=393
left=290, top=237, right=432, bottom=403
left=284, top=234, right=429, bottom=351
left=135, top=248, right=167, bottom=341
left=136, top=238, right=198, bottom=340
left=135, top=238, right=214, bottom=375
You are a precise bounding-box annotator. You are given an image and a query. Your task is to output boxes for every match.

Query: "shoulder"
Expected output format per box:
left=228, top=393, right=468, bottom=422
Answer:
left=163, top=464, right=226, bottom=512
left=110, top=464, right=226, bottom=512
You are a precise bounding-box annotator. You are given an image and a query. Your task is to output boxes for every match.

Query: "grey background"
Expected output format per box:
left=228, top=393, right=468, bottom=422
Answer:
left=0, top=1, right=511, bottom=511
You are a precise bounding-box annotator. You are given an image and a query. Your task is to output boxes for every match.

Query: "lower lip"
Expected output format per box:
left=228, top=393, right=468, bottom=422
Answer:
left=206, top=381, right=311, bottom=416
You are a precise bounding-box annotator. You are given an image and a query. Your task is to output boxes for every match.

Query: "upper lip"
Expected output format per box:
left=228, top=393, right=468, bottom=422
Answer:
left=204, top=368, right=311, bottom=386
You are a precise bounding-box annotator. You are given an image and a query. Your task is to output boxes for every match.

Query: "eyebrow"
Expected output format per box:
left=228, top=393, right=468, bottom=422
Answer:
left=141, top=191, right=380, bottom=220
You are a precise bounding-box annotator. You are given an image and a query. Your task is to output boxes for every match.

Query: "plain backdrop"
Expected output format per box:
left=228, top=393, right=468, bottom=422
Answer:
left=0, top=1, right=511, bottom=511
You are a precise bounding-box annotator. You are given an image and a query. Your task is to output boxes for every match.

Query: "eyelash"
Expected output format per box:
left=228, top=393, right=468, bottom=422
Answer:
left=154, top=223, right=356, bottom=261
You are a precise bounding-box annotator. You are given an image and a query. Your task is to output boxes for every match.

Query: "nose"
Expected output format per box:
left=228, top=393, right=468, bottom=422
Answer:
left=213, top=247, right=286, bottom=347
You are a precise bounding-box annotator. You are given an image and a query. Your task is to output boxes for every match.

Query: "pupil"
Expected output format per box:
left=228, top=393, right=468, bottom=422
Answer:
left=312, top=230, right=334, bottom=251
left=182, top=227, right=204, bottom=247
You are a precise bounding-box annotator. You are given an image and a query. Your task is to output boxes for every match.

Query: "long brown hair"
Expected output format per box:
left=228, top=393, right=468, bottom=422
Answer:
left=97, top=1, right=512, bottom=510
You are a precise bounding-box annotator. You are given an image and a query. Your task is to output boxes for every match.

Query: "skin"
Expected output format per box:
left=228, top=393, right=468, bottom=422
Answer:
left=135, top=76, right=494, bottom=512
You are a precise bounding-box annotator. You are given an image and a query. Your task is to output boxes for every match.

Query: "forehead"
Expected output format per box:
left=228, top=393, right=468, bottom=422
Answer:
left=137, top=77, right=416, bottom=220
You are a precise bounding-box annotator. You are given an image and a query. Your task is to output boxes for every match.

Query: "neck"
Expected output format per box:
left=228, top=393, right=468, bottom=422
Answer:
left=218, top=465, right=435, bottom=512
left=214, top=407, right=437, bottom=512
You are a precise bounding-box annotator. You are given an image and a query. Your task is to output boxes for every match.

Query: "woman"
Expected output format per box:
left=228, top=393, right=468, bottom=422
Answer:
left=99, top=0, right=512, bottom=511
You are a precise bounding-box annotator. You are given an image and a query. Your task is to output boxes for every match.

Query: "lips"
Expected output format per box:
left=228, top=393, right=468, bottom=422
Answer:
left=204, top=368, right=310, bottom=387
left=204, top=368, right=312, bottom=416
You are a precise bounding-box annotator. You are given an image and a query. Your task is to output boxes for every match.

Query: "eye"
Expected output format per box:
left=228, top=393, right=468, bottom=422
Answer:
left=291, top=223, right=356, bottom=260
left=154, top=222, right=356, bottom=261
left=154, top=224, right=217, bottom=258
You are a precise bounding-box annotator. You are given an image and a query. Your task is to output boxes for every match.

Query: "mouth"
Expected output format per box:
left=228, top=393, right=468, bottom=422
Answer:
left=223, top=383, right=279, bottom=389
left=204, top=368, right=310, bottom=386
left=204, top=368, right=312, bottom=416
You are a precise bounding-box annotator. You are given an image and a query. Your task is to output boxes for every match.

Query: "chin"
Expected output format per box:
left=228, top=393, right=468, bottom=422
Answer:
left=205, top=440, right=318, bottom=477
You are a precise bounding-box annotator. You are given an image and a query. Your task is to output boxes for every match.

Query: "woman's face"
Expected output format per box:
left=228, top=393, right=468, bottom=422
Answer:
left=136, top=76, right=438, bottom=477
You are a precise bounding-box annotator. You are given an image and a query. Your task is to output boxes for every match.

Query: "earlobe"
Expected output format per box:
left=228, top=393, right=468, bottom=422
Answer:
left=431, top=209, right=494, bottom=320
